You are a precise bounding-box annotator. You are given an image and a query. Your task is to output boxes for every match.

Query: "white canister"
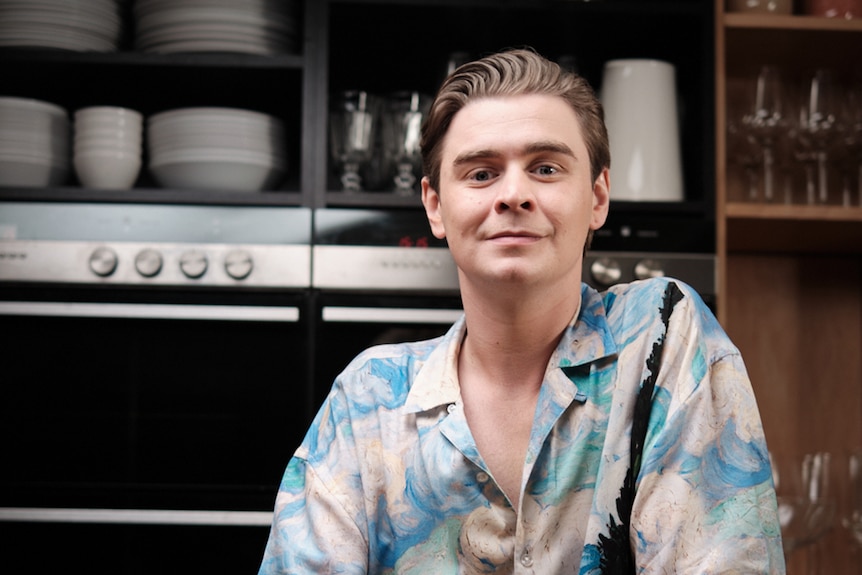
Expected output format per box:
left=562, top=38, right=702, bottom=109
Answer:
left=600, top=59, right=684, bottom=202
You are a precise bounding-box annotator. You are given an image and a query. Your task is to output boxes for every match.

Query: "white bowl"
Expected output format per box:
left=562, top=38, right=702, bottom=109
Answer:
left=0, top=156, right=68, bottom=186
left=148, top=106, right=278, bottom=125
left=74, top=129, right=142, bottom=145
left=147, top=136, right=283, bottom=156
left=148, top=147, right=285, bottom=168
left=149, top=157, right=283, bottom=191
left=74, top=149, right=142, bottom=190
left=74, top=140, right=141, bottom=156
left=0, top=95, right=67, bottom=117
left=75, top=105, right=142, bottom=122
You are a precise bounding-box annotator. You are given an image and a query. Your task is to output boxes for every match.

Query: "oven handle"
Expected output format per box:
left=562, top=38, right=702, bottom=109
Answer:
left=0, top=507, right=273, bottom=527
left=322, top=306, right=462, bottom=324
left=0, top=301, right=300, bottom=322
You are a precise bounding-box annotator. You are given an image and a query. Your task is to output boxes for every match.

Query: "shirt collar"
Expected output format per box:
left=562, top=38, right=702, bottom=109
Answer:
left=403, top=283, right=618, bottom=414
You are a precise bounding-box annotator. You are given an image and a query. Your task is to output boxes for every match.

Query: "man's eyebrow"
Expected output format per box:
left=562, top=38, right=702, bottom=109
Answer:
left=452, top=140, right=576, bottom=166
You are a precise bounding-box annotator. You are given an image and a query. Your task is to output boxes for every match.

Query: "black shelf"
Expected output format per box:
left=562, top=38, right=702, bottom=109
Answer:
left=0, top=47, right=304, bottom=70
left=0, top=187, right=305, bottom=207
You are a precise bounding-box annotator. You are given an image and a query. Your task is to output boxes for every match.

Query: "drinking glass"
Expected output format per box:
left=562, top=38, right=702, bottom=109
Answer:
left=726, top=118, right=762, bottom=202
left=330, top=90, right=379, bottom=192
left=381, top=91, right=431, bottom=196
left=841, top=449, right=862, bottom=549
left=792, top=69, right=841, bottom=204
left=835, top=81, right=862, bottom=207
left=741, top=66, right=788, bottom=202
left=773, top=452, right=836, bottom=568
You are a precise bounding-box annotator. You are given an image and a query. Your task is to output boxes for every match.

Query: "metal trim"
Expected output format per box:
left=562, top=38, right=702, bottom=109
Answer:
left=0, top=301, right=300, bottom=322
left=322, top=306, right=462, bottom=324
left=0, top=507, right=273, bottom=526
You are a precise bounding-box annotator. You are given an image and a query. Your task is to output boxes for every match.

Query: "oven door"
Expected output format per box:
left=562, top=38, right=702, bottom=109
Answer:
left=312, top=292, right=463, bottom=409
left=0, top=285, right=312, bottom=571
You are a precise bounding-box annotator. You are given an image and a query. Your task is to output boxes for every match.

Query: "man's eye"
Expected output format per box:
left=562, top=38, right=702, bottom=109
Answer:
left=471, top=170, right=492, bottom=182
left=536, top=165, right=558, bottom=176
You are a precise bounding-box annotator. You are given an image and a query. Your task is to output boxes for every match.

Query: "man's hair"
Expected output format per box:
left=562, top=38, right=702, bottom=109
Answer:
left=420, top=47, right=610, bottom=193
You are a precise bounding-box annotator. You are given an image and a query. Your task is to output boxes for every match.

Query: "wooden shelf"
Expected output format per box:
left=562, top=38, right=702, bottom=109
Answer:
left=724, top=12, right=862, bottom=31
left=724, top=202, right=862, bottom=254
left=725, top=201, right=862, bottom=221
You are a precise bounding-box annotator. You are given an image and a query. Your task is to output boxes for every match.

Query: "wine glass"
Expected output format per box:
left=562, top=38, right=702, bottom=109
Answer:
left=792, top=69, right=842, bottom=205
left=835, top=81, right=862, bottom=207
left=773, top=452, right=836, bottom=568
left=726, top=117, right=762, bottom=202
left=381, top=91, right=431, bottom=196
left=741, top=66, right=788, bottom=203
left=329, top=90, right=379, bottom=192
left=841, top=449, right=862, bottom=549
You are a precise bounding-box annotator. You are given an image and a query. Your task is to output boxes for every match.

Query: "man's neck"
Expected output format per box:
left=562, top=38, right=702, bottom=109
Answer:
left=458, top=283, right=581, bottom=391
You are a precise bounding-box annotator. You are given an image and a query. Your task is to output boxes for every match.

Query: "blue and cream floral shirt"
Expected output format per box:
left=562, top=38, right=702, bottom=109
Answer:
left=259, top=278, right=785, bottom=574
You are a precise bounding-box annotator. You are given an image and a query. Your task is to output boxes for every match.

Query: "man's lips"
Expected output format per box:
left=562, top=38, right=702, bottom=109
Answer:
left=487, top=230, right=542, bottom=244
left=488, top=230, right=541, bottom=239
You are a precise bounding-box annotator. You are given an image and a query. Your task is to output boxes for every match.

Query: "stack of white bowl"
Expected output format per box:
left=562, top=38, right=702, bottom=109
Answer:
left=133, top=0, right=300, bottom=55
left=147, top=107, right=286, bottom=192
left=73, top=106, right=143, bottom=190
left=0, top=0, right=122, bottom=52
left=0, top=96, right=70, bottom=187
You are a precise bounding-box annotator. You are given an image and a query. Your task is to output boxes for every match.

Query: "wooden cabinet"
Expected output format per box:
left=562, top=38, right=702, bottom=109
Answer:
left=714, top=3, right=862, bottom=573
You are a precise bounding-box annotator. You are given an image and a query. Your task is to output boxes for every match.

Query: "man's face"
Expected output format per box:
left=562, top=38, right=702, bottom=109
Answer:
left=421, top=94, right=609, bottom=294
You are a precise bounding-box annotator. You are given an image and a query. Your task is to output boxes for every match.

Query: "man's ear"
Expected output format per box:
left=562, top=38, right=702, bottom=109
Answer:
left=590, top=167, right=610, bottom=231
left=421, top=176, right=446, bottom=239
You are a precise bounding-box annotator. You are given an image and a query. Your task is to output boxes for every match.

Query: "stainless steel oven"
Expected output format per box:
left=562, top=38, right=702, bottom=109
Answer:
left=310, top=208, right=462, bottom=407
left=309, top=208, right=716, bottom=411
left=0, top=202, right=313, bottom=572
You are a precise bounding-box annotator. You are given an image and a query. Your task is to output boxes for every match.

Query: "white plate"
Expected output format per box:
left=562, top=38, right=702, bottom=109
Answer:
left=147, top=107, right=281, bottom=125
left=149, top=148, right=285, bottom=167
left=142, top=38, right=284, bottom=55
left=136, top=24, right=289, bottom=47
left=0, top=26, right=117, bottom=51
left=0, top=96, right=68, bottom=117
left=148, top=158, right=284, bottom=192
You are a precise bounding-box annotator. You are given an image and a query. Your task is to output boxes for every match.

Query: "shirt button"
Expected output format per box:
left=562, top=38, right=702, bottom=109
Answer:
left=476, top=472, right=489, bottom=483
left=520, top=549, right=533, bottom=568
left=447, top=403, right=457, bottom=414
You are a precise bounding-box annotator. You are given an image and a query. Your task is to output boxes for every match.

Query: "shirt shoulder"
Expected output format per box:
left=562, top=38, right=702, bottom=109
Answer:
left=600, top=277, right=736, bottom=362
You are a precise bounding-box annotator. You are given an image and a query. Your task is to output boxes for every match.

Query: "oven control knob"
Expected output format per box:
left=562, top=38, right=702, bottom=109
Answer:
left=590, top=256, right=621, bottom=287
left=634, top=258, right=665, bottom=281
left=225, top=249, right=253, bottom=280
left=89, top=246, right=118, bottom=277
left=180, top=250, right=208, bottom=279
left=135, top=248, right=163, bottom=278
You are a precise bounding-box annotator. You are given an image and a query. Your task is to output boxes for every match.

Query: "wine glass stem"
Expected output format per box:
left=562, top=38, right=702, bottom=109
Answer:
left=817, top=151, right=828, bottom=204
left=806, top=164, right=817, bottom=205
left=858, top=163, right=861, bottom=207
left=763, top=146, right=775, bottom=202
left=745, top=167, right=758, bottom=201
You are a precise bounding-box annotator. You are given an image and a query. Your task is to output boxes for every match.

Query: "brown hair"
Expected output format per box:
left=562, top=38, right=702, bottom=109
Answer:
left=420, top=47, right=610, bottom=192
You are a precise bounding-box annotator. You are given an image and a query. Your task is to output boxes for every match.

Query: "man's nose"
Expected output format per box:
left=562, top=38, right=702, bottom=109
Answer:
left=495, top=170, right=535, bottom=212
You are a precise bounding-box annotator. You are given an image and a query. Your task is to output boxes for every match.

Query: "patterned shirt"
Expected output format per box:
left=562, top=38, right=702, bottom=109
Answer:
left=259, top=278, right=785, bottom=574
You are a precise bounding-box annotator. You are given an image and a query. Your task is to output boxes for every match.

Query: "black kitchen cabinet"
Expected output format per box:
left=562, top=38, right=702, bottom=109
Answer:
left=0, top=1, right=716, bottom=571
left=1, top=0, right=715, bottom=214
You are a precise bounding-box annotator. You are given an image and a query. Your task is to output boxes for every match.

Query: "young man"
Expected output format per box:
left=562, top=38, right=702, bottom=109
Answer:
left=259, top=48, right=785, bottom=574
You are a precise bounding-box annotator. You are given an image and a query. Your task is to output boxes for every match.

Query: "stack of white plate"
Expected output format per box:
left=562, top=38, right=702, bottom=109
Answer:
left=133, top=0, right=300, bottom=55
left=147, top=107, right=287, bottom=192
left=0, top=0, right=122, bottom=52
left=0, top=96, right=70, bottom=187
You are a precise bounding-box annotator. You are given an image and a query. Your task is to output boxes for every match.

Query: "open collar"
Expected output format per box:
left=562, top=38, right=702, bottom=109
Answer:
left=403, top=284, right=618, bottom=415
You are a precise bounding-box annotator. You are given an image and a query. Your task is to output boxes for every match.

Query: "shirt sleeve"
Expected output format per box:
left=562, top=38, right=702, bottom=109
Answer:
left=631, top=292, right=786, bottom=573
left=258, top=374, right=372, bottom=575
left=258, top=455, right=370, bottom=575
